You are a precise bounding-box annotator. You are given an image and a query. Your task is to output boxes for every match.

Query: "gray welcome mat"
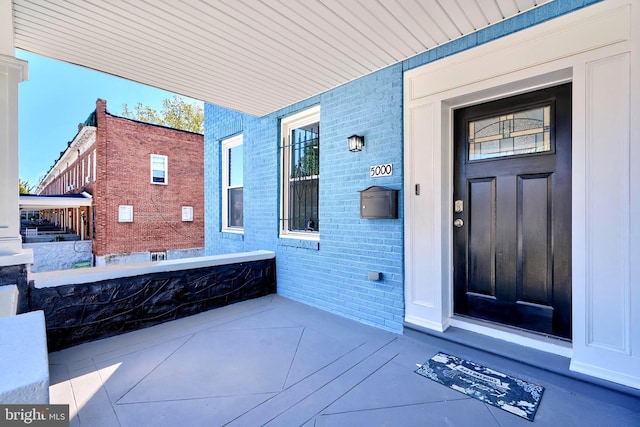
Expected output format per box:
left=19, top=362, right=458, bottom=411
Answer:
left=415, top=352, right=544, bottom=421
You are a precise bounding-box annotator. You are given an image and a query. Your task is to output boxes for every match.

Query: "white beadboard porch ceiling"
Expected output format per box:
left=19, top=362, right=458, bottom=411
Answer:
left=12, top=0, right=550, bottom=117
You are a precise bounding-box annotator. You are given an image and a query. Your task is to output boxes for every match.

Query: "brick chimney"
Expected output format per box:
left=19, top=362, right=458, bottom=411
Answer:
left=96, top=98, right=107, bottom=123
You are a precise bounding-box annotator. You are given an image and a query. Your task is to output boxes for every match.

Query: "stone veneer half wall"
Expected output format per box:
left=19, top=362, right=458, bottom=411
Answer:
left=19, top=251, right=276, bottom=351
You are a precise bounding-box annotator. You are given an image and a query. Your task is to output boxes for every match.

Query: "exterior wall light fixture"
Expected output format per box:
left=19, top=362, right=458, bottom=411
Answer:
left=348, top=134, right=365, bottom=152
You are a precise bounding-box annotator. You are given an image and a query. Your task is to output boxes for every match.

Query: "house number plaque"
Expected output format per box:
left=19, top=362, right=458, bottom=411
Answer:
left=370, top=163, right=393, bottom=177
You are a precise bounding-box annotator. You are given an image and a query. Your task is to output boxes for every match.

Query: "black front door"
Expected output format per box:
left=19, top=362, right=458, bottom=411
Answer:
left=453, top=84, right=572, bottom=339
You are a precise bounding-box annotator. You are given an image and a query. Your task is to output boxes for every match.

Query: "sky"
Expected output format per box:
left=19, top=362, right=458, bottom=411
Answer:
left=16, top=50, right=203, bottom=187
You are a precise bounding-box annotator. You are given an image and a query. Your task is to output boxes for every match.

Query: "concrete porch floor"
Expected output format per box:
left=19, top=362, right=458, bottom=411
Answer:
left=48, top=295, right=640, bottom=426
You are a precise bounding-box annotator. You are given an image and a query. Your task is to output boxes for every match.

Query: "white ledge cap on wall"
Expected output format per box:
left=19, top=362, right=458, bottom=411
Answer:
left=0, top=310, right=49, bottom=404
left=0, top=285, right=18, bottom=317
left=0, top=249, right=34, bottom=267
left=32, top=250, right=275, bottom=288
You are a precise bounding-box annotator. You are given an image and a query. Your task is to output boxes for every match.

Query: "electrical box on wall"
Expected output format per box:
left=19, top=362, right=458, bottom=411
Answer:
left=360, top=186, right=398, bottom=219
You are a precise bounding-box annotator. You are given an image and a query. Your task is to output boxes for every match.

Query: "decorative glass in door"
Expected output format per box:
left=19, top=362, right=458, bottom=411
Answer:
left=468, top=105, right=550, bottom=160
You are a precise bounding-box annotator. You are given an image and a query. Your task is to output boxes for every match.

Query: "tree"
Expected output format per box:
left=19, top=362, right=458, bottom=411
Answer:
left=121, top=95, right=204, bottom=133
left=19, top=179, right=34, bottom=195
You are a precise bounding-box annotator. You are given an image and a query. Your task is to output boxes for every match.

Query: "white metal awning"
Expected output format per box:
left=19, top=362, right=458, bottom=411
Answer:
left=20, top=193, right=92, bottom=210
left=11, top=0, right=550, bottom=116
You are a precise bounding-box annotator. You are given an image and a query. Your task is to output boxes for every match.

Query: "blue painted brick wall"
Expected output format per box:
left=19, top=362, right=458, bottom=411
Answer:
left=205, top=67, right=404, bottom=332
left=204, top=0, right=599, bottom=333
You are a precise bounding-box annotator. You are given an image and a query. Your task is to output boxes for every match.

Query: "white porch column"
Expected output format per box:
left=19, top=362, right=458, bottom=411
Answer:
left=0, top=54, right=27, bottom=257
left=0, top=0, right=32, bottom=266
left=0, top=0, right=14, bottom=56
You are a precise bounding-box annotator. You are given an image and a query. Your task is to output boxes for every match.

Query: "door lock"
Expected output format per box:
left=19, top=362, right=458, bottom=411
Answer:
left=453, top=219, right=464, bottom=228
left=454, top=200, right=463, bottom=213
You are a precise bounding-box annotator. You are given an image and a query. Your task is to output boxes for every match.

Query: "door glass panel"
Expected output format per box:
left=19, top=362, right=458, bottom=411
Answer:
left=469, top=105, right=550, bottom=160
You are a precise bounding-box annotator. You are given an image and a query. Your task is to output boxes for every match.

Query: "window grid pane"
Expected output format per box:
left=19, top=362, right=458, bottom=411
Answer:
left=228, top=145, right=243, bottom=187
left=288, top=178, right=318, bottom=231
left=151, top=155, right=167, bottom=183
left=228, top=188, right=243, bottom=227
left=284, top=122, right=319, bottom=232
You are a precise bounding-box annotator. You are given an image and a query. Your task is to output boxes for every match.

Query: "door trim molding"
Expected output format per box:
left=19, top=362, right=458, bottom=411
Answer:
left=403, top=0, right=639, bottom=388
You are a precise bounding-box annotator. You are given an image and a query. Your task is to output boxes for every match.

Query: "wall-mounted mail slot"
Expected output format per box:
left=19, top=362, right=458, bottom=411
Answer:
left=360, top=186, right=398, bottom=219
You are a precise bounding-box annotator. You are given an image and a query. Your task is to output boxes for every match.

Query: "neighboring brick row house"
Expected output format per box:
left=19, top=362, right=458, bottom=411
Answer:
left=36, top=99, right=204, bottom=265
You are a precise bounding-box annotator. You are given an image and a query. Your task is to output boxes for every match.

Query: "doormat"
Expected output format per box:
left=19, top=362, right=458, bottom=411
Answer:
left=415, top=352, right=544, bottom=421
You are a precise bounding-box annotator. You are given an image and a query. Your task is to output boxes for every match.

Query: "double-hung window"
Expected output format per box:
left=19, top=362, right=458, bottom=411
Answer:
left=280, top=106, right=320, bottom=238
left=222, top=134, right=243, bottom=231
left=150, top=154, right=168, bottom=185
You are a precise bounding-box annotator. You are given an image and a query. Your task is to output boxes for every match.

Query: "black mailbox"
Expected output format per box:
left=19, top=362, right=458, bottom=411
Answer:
left=360, top=186, right=398, bottom=219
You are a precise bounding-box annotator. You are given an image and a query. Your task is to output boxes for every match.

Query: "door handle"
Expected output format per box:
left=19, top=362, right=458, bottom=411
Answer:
left=453, top=219, right=464, bottom=228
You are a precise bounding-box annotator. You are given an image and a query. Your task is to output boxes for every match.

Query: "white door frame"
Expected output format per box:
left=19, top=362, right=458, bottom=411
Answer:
left=403, top=0, right=639, bottom=389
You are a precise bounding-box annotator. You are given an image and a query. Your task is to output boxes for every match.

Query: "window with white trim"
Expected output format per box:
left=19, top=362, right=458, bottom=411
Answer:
left=182, top=206, right=193, bottom=222
left=150, top=154, right=168, bottom=185
left=280, top=106, right=320, bottom=238
left=222, top=135, right=243, bottom=231
left=118, top=205, right=133, bottom=222
left=86, top=153, right=91, bottom=183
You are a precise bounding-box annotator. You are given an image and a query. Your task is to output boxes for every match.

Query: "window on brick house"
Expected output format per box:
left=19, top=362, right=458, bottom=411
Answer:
left=222, top=134, right=243, bottom=231
left=151, top=251, right=166, bottom=261
left=280, top=106, right=320, bottom=238
left=86, top=154, right=90, bottom=183
left=150, top=154, right=168, bottom=184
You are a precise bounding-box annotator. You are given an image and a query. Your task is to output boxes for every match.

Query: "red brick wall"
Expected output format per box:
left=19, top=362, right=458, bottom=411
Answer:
left=94, top=99, right=108, bottom=254
left=40, top=99, right=204, bottom=258
left=93, top=99, right=204, bottom=257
